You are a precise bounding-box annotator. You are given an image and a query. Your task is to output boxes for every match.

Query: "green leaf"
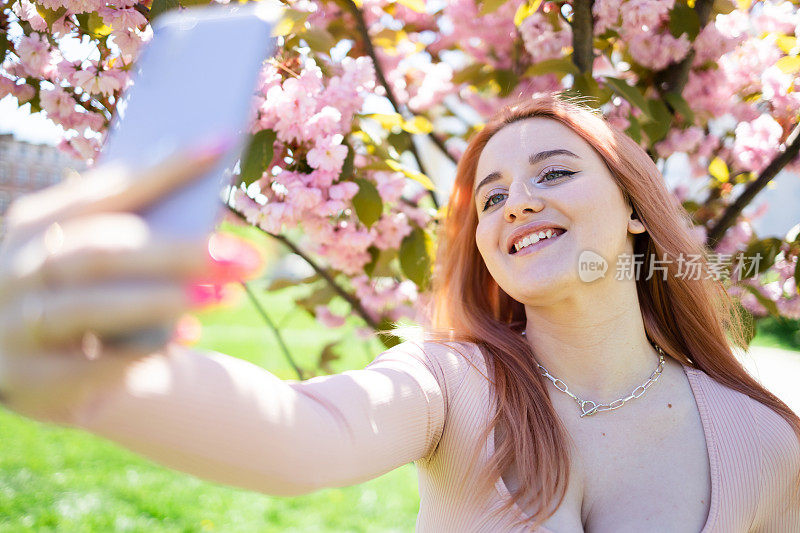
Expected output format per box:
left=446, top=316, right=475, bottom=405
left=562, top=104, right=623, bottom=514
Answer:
left=266, top=273, right=320, bottom=291
left=452, top=63, right=494, bottom=85
left=524, top=56, right=579, bottom=78
left=709, top=157, right=729, bottom=182
left=479, top=0, right=508, bottom=16
left=396, top=0, right=426, bottom=13
left=364, top=112, right=404, bottom=130
left=149, top=0, right=180, bottom=20
left=35, top=5, right=67, bottom=29
left=401, top=115, right=434, bottom=135
left=352, top=178, right=383, bottom=228
left=603, top=77, right=650, bottom=119
left=493, top=69, right=519, bottom=97
left=740, top=283, right=780, bottom=317
left=664, top=91, right=695, bottom=123
left=625, top=113, right=642, bottom=144
left=338, top=140, right=355, bottom=181
left=384, top=159, right=436, bottom=191
left=794, top=255, right=800, bottom=294
left=776, top=56, right=800, bottom=75
left=376, top=317, right=402, bottom=349
left=399, top=226, right=433, bottom=290
left=640, top=98, right=672, bottom=144
left=0, top=31, right=8, bottom=64
left=513, top=0, right=543, bottom=26
left=364, top=246, right=397, bottom=277
left=273, top=9, right=310, bottom=37
left=74, top=12, right=111, bottom=39
left=387, top=131, right=412, bottom=154
left=668, top=3, right=701, bottom=41
left=318, top=342, right=341, bottom=373
left=566, top=71, right=602, bottom=106
left=737, top=237, right=783, bottom=279
left=240, top=129, right=277, bottom=186
left=299, top=28, right=336, bottom=52
left=712, top=0, right=737, bottom=15
left=296, top=284, right=337, bottom=315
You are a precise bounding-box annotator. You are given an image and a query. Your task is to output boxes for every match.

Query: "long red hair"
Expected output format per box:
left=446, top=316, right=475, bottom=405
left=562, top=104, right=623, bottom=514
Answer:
left=421, top=92, right=800, bottom=528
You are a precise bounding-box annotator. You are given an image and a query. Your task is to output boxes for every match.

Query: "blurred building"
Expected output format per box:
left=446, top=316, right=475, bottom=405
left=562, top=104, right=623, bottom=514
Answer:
left=0, top=133, right=87, bottom=219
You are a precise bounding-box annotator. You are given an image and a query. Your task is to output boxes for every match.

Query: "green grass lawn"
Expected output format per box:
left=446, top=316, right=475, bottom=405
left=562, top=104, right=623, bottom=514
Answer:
left=2, top=278, right=798, bottom=532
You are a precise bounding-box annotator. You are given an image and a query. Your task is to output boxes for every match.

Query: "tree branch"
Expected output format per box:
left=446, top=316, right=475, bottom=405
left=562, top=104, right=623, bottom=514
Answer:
left=240, top=281, right=306, bottom=380
left=571, top=0, right=595, bottom=75
left=705, top=122, right=800, bottom=248
left=653, top=0, right=714, bottom=98
left=338, top=0, right=446, bottom=206
left=225, top=204, right=380, bottom=330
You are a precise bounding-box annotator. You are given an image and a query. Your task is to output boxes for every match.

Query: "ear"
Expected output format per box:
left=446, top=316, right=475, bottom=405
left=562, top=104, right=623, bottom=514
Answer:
left=628, top=208, right=646, bottom=234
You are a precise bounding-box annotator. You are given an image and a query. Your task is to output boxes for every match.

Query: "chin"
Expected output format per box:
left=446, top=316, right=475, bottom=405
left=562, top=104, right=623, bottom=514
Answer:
left=500, top=267, right=569, bottom=302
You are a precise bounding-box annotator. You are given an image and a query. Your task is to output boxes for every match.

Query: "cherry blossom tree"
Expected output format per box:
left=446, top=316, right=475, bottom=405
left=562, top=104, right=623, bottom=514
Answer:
left=2, top=0, right=799, bottom=375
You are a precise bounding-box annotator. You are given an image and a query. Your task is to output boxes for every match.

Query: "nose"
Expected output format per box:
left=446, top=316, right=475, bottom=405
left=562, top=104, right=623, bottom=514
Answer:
left=503, top=180, right=545, bottom=222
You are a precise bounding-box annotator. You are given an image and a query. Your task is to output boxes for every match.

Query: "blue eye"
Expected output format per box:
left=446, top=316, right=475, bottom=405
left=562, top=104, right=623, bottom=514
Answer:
left=540, top=169, right=576, bottom=182
left=482, top=192, right=507, bottom=211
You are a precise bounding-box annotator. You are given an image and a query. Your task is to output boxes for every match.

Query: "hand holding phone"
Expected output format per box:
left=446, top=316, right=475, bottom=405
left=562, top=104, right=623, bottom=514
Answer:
left=0, top=1, right=284, bottom=424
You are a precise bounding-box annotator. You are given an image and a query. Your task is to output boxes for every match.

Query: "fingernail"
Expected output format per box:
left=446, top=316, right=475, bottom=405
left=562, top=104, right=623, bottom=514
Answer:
left=185, top=282, right=226, bottom=308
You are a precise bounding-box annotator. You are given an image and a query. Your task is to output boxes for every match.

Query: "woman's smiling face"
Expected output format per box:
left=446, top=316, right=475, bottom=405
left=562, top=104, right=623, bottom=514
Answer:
left=473, top=117, right=641, bottom=305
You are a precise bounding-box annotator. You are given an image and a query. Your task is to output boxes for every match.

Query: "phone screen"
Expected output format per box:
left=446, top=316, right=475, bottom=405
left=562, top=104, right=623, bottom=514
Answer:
left=97, top=1, right=283, bottom=239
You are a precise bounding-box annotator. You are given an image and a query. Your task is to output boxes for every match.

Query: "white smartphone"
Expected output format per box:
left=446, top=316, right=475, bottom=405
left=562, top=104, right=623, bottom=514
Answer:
left=98, top=0, right=284, bottom=239
left=94, top=1, right=283, bottom=350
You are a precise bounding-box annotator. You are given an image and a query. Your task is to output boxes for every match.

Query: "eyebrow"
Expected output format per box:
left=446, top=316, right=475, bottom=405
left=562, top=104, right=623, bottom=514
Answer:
left=473, top=149, right=581, bottom=199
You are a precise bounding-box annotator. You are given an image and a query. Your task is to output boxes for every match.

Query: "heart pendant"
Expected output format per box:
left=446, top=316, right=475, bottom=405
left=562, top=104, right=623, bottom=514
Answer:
left=579, top=400, right=598, bottom=417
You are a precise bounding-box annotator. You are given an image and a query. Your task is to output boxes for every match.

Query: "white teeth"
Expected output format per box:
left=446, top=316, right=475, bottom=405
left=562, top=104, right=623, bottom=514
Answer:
left=513, top=228, right=561, bottom=253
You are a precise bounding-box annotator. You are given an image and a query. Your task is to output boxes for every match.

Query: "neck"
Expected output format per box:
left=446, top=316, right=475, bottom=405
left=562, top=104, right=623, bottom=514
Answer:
left=523, top=280, right=661, bottom=401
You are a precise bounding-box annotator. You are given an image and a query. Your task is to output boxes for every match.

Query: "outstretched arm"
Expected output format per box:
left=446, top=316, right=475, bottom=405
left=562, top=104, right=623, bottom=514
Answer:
left=68, top=340, right=450, bottom=496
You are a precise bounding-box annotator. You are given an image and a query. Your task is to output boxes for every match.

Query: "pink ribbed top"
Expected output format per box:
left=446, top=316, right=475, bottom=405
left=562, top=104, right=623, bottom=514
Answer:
left=72, top=339, right=800, bottom=531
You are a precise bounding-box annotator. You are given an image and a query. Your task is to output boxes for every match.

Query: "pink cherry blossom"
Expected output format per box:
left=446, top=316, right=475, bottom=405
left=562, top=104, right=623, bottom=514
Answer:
left=329, top=181, right=359, bottom=201
left=753, top=0, right=800, bottom=35
left=370, top=212, right=413, bottom=250
left=626, top=31, right=691, bottom=70
left=72, top=64, right=126, bottom=96
left=732, top=114, right=783, bottom=174
left=315, top=305, right=346, bottom=328
left=39, top=86, right=75, bottom=122
left=592, top=0, right=623, bottom=35
left=654, top=126, right=704, bottom=159
left=306, top=135, right=349, bottom=174
left=519, top=12, right=572, bottom=64
left=0, top=76, right=15, bottom=99
left=16, top=33, right=54, bottom=78
left=12, top=0, right=48, bottom=32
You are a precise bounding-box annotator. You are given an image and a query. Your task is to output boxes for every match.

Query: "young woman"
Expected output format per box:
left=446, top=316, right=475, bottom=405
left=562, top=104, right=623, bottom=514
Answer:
left=1, top=93, right=798, bottom=532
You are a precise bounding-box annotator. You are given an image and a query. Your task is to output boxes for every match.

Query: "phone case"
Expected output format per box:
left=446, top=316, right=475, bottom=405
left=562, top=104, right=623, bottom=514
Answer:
left=98, top=0, right=283, bottom=239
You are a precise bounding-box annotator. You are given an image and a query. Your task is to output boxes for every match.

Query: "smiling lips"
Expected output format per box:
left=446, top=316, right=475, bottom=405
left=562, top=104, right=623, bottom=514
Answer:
left=508, top=227, right=567, bottom=254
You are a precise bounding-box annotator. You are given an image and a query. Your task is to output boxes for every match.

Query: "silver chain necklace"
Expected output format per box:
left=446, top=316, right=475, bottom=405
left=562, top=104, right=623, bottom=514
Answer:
left=535, top=343, right=667, bottom=418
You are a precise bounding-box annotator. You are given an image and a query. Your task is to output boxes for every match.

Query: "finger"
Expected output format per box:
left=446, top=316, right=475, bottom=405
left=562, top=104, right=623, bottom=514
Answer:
left=1, top=213, right=211, bottom=299
left=3, top=135, right=235, bottom=245
left=2, top=281, right=190, bottom=351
